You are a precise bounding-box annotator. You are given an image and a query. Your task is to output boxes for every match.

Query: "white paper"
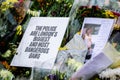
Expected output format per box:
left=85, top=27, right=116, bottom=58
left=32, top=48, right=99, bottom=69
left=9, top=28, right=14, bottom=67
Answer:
left=72, top=52, right=113, bottom=80
left=11, top=17, right=69, bottom=69
left=81, top=18, right=115, bottom=58
left=66, top=33, right=87, bottom=50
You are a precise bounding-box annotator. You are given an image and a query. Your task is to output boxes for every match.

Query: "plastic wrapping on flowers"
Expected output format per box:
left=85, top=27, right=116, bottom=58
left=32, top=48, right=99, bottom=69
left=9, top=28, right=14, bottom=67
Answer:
left=64, top=0, right=120, bottom=80
left=0, top=0, right=120, bottom=80
left=49, top=0, right=120, bottom=80
left=30, top=50, right=86, bottom=80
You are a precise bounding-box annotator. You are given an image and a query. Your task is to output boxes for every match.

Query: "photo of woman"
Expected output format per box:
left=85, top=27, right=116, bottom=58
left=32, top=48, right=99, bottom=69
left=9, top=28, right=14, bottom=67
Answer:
left=84, top=28, right=93, bottom=50
left=82, top=24, right=100, bottom=60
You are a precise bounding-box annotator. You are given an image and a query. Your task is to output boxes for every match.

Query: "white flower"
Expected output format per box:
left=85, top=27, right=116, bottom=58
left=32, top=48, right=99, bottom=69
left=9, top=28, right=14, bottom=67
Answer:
left=0, top=69, right=14, bottom=80
left=67, top=58, right=83, bottom=71
left=27, top=9, right=40, bottom=17
left=99, top=68, right=120, bottom=80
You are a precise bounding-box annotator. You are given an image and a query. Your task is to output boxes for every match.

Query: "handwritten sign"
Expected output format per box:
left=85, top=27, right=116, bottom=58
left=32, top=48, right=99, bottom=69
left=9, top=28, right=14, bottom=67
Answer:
left=11, top=17, right=69, bottom=69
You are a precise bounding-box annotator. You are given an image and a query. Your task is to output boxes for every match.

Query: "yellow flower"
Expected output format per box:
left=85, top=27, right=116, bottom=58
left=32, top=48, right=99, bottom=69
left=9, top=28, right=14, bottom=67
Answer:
left=67, top=58, right=83, bottom=71
left=2, top=1, right=9, bottom=5
left=16, top=25, right=22, bottom=35
left=0, top=0, right=18, bottom=12
left=105, top=10, right=115, bottom=18
left=6, top=0, right=18, bottom=3
left=114, top=24, right=120, bottom=30
left=59, top=46, right=68, bottom=51
left=1, top=2, right=10, bottom=11
left=77, top=31, right=81, bottom=35
left=16, top=25, right=22, bottom=31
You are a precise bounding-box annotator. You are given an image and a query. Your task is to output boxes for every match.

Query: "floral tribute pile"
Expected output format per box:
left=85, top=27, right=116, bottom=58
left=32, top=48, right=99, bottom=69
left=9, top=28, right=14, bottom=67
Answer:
left=0, top=0, right=120, bottom=80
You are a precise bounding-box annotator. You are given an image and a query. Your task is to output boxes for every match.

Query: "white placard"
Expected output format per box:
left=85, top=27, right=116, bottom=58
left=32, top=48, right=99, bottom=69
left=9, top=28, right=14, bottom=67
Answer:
left=81, top=18, right=115, bottom=58
left=11, top=17, right=69, bottom=69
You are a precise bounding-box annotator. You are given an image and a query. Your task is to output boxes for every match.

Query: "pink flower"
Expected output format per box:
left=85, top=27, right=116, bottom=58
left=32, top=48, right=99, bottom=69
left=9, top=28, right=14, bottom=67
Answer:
left=19, top=0, right=23, bottom=3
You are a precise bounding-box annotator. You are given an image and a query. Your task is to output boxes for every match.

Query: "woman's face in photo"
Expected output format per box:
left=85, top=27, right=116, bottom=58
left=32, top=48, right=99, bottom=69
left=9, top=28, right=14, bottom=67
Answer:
left=86, top=28, right=93, bottom=34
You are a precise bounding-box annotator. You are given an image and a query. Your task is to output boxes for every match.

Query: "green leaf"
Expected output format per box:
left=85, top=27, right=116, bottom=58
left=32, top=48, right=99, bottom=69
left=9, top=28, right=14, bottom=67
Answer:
left=0, top=63, right=4, bottom=69
left=0, top=19, right=3, bottom=26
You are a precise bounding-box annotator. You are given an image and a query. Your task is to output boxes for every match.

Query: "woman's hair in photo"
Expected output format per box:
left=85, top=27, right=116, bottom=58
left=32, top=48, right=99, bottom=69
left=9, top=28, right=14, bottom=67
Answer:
left=86, top=27, right=93, bottom=33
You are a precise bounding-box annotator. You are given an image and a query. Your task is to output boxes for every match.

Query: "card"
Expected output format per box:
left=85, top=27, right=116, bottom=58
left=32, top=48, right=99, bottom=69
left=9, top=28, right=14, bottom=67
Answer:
left=11, top=17, right=69, bottom=69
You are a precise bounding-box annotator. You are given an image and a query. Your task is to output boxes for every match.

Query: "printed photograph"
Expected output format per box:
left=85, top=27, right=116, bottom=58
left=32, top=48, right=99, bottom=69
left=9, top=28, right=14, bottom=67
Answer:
left=82, top=24, right=101, bottom=35
left=82, top=24, right=101, bottom=55
left=82, top=24, right=101, bottom=47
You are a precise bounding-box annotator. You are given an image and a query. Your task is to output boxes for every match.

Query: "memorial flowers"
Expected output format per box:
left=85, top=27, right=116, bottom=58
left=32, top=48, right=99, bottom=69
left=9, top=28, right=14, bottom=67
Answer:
left=0, top=0, right=120, bottom=80
left=99, top=68, right=120, bottom=80
left=27, top=9, right=40, bottom=17
left=76, top=6, right=118, bottom=26
left=36, top=58, right=83, bottom=80
left=114, top=24, right=120, bottom=30
left=0, top=69, right=14, bottom=80
left=66, top=58, right=83, bottom=71
left=16, top=25, right=22, bottom=36
left=104, top=10, right=115, bottom=18
left=0, top=0, right=18, bottom=12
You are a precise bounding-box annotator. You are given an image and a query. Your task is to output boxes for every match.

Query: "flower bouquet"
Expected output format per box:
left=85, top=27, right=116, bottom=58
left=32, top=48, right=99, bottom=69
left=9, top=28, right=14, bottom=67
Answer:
left=0, top=0, right=120, bottom=80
